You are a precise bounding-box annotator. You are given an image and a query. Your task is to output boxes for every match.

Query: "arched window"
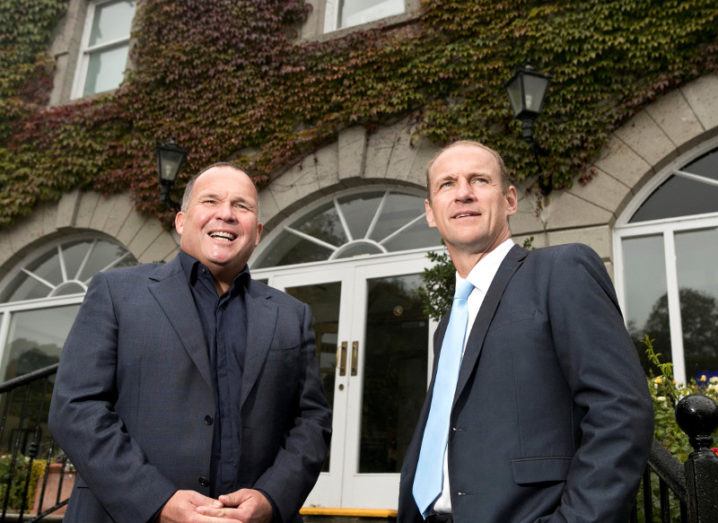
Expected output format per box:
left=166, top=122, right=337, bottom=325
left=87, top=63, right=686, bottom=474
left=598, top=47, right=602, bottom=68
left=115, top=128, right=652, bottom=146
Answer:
left=615, top=142, right=718, bottom=383
left=0, top=236, right=137, bottom=380
left=253, top=188, right=441, bottom=268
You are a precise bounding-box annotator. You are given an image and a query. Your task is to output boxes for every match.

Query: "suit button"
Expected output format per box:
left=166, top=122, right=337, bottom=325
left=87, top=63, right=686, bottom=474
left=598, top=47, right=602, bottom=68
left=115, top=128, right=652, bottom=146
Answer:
left=198, top=476, right=210, bottom=487
left=204, top=415, right=213, bottom=425
left=457, top=491, right=466, bottom=496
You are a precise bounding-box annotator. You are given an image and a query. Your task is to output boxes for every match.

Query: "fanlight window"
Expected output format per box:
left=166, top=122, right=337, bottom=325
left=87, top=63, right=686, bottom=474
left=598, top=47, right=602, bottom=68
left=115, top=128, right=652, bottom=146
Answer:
left=254, top=190, right=441, bottom=268
left=1, top=238, right=137, bottom=303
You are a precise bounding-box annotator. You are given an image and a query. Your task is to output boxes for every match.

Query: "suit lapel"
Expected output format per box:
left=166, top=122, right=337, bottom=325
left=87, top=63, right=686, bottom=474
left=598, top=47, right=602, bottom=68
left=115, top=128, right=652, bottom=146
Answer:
left=148, top=257, right=213, bottom=389
left=240, top=281, right=278, bottom=408
left=452, top=244, right=527, bottom=407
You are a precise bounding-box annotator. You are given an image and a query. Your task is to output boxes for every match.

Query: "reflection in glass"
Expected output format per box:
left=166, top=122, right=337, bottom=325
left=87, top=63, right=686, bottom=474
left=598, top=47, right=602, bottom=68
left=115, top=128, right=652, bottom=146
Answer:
left=285, top=282, right=341, bottom=471
left=359, top=274, right=427, bottom=472
left=369, top=193, right=424, bottom=243
left=340, top=0, right=404, bottom=28
left=84, top=44, right=130, bottom=96
left=89, top=0, right=135, bottom=46
left=3, top=305, right=80, bottom=380
left=675, top=228, right=718, bottom=380
left=337, top=192, right=383, bottom=240
left=629, top=175, right=718, bottom=223
left=682, top=148, right=718, bottom=181
left=294, top=205, right=346, bottom=247
left=622, top=235, right=672, bottom=369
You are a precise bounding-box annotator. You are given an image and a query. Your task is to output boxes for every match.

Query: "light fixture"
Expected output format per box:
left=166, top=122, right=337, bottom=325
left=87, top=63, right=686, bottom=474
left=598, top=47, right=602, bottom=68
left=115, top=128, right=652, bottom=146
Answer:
left=156, top=139, right=187, bottom=209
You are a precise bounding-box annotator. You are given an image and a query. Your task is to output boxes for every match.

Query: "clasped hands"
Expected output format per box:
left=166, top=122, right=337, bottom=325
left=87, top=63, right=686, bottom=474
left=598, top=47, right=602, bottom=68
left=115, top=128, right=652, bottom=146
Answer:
left=159, top=488, right=272, bottom=523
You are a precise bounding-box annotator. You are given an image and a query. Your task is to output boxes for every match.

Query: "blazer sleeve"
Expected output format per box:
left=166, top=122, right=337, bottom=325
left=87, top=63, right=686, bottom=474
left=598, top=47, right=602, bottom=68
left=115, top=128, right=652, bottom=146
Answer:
left=48, top=272, right=176, bottom=523
left=544, top=244, right=653, bottom=523
left=252, top=303, right=332, bottom=522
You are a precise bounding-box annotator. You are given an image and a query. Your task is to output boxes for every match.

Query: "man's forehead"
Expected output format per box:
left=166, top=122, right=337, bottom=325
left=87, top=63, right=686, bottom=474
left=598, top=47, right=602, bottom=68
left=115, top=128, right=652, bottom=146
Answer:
left=194, top=166, right=257, bottom=193
left=430, top=145, right=501, bottom=178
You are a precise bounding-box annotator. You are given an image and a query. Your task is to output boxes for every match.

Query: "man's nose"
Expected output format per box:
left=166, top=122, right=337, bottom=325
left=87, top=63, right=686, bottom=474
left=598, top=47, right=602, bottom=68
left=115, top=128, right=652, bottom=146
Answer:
left=216, top=202, right=237, bottom=221
left=454, top=178, right=475, bottom=201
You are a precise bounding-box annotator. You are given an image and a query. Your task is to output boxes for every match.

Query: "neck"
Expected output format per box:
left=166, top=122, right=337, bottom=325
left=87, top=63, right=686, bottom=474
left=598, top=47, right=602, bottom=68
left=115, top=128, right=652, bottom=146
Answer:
left=448, top=234, right=511, bottom=278
left=208, top=263, right=246, bottom=295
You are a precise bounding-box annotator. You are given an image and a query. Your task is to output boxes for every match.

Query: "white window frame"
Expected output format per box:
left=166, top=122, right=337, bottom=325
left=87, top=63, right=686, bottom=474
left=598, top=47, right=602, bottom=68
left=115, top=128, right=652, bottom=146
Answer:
left=71, top=0, right=135, bottom=99
left=613, top=136, right=718, bottom=383
left=323, top=0, right=405, bottom=33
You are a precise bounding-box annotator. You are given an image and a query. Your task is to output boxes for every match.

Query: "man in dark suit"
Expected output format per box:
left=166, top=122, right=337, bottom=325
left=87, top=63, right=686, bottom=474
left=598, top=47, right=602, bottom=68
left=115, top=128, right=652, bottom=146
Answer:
left=49, top=163, right=331, bottom=523
left=398, top=141, right=653, bottom=522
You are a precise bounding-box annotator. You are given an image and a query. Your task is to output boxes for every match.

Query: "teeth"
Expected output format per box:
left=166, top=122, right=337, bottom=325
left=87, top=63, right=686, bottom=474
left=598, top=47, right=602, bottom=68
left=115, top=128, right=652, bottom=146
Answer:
left=209, top=232, right=236, bottom=240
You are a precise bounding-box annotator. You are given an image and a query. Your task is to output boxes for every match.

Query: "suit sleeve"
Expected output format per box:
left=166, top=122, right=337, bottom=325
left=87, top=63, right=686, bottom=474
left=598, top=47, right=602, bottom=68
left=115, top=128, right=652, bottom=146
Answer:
left=48, top=272, right=176, bottom=523
left=252, top=303, right=332, bottom=522
left=545, top=244, right=653, bottom=523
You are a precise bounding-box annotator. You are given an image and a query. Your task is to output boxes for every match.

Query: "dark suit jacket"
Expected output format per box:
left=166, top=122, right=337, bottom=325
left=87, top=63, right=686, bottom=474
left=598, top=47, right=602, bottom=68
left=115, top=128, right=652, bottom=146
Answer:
left=48, top=256, right=331, bottom=523
left=399, top=243, right=653, bottom=523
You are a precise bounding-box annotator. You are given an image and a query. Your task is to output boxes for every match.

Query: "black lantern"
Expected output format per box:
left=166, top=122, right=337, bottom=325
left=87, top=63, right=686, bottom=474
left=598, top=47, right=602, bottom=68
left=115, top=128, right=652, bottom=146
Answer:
left=156, top=139, right=187, bottom=209
left=505, top=65, right=550, bottom=143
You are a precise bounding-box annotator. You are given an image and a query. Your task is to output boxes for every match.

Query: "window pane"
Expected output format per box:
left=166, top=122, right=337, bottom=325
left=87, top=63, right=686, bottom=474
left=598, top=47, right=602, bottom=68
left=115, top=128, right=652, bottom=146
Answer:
left=383, top=216, right=441, bottom=251
left=88, top=0, right=135, bottom=47
left=675, top=227, right=718, bottom=381
left=337, top=192, right=384, bottom=240
left=682, top=148, right=718, bottom=181
left=340, top=0, right=404, bottom=28
left=254, top=233, right=334, bottom=268
left=335, top=242, right=383, bottom=259
left=370, top=193, right=424, bottom=243
left=622, top=235, right=672, bottom=370
left=629, top=175, right=718, bottom=223
left=80, top=241, right=132, bottom=281
left=360, top=274, right=427, bottom=472
left=3, top=305, right=80, bottom=380
left=84, top=44, right=130, bottom=96
left=294, top=205, right=346, bottom=247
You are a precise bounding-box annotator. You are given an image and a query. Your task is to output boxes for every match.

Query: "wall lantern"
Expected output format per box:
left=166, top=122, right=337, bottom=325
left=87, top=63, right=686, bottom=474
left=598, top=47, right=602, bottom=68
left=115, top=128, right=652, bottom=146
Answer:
left=156, top=138, right=187, bottom=210
left=505, top=65, right=552, bottom=193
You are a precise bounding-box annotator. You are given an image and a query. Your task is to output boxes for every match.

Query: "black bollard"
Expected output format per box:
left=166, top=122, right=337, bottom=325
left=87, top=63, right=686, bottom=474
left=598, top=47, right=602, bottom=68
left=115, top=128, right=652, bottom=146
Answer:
left=675, top=394, right=718, bottom=523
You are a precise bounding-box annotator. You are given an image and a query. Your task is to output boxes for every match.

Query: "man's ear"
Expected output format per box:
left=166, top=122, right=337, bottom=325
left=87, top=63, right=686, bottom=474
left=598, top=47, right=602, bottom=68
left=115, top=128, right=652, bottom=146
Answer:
left=505, top=186, right=518, bottom=216
left=175, top=211, right=185, bottom=235
left=424, top=199, right=437, bottom=228
left=254, top=222, right=264, bottom=246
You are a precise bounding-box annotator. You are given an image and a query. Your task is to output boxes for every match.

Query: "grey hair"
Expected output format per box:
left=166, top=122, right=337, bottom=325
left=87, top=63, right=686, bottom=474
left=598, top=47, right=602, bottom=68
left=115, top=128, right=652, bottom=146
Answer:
left=180, top=161, right=256, bottom=212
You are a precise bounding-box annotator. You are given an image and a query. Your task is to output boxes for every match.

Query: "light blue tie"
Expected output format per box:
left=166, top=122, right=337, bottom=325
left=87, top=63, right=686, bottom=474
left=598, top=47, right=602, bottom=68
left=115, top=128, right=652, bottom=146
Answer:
left=413, top=279, right=474, bottom=517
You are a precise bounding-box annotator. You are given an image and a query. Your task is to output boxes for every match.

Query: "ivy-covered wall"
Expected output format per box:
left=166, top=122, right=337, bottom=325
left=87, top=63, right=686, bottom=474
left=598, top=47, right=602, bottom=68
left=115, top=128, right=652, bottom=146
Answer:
left=1, top=0, right=717, bottom=229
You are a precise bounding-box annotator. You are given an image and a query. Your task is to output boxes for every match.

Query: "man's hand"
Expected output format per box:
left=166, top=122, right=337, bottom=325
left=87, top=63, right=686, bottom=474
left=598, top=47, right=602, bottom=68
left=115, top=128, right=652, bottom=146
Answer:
left=195, top=488, right=273, bottom=523
left=159, top=490, right=229, bottom=523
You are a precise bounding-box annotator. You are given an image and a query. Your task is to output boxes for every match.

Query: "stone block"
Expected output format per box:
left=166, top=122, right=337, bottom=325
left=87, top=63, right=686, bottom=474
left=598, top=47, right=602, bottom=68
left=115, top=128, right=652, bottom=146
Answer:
left=116, top=211, right=146, bottom=248
left=513, top=232, right=548, bottom=250
left=315, top=142, right=340, bottom=190
left=547, top=225, right=612, bottom=260
left=73, top=191, right=101, bottom=229
left=681, top=74, right=718, bottom=131
left=567, top=169, right=631, bottom=216
left=137, top=230, right=178, bottom=264
left=509, top=191, right=545, bottom=236
left=41, top=203, right=59, bottom=236
left=614, top=110, right=675, bottom=168
left=56, top=190, right=81, bottom=229
left=406, top=139, right=439, bottom=188
left=646, top=88, right=704, bottom=150
left=338, top=126, right=367, bottom=181
left=269, top=161, right=319, bottom=214
left=592, top=136, right=652, bottom=189
left=258, top=189, right=282, bottom=227
left=101, top=193, right=135, bottom=238
left=364, top=123, right=401, bottom=179
left=542, top=191, right=613, bottom=230
left=6, top=211, right=45, bottom=256
left=89, top=193, right=124, bottom=232
left=163, top=246, right=181, bottom=262
left=127, top=220, right=165, bottom=260
left=385, top=127, right=417, bottom=183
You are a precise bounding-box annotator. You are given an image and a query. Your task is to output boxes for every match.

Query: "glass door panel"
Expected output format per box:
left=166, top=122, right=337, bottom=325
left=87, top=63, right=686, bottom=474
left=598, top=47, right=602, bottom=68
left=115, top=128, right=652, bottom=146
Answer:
left=674, top=227, right=718, bottom=381
left=360, top=274, right=427, bottom=473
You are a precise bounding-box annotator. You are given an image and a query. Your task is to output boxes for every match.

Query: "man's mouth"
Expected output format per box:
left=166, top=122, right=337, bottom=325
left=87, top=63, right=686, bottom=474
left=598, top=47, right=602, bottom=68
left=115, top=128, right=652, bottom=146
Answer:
left=452, top=211, right=480, bottom=219
left=208, top=231, right=237, bottom=241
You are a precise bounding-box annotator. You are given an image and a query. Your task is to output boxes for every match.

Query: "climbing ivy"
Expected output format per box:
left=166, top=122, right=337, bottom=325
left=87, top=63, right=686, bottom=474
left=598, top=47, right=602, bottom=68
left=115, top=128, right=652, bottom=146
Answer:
left=1, top=0, right=717, bottom=228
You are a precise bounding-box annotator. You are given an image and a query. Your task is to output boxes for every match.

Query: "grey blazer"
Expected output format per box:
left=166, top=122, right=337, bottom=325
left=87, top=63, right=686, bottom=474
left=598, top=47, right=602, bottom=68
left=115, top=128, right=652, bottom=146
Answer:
left=49, top=256, right=331, bottom=523
left=399, top=244, right=653, bottom=523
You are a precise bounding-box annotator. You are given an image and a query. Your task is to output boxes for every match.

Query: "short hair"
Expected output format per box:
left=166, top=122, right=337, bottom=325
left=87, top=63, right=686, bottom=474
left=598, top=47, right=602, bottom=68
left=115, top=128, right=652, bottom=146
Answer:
left=180, top=161, right=252, bottom=212
left=425, top=140, right=513, bottom=198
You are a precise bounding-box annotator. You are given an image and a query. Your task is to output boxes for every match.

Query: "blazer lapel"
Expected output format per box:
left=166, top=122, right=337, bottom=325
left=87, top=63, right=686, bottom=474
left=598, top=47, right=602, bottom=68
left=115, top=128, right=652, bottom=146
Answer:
left=452, top=244, right=527, bottom=406
left=240, top=281, right=278, bottom=408
left=148, top=258, right=213, bottom=389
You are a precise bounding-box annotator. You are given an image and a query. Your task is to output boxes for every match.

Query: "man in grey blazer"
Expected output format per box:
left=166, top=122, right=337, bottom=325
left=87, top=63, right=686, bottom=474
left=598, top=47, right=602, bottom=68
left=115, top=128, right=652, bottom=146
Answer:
left=398, top=141, right=653, bottom=522
left=49, top=163, right=331, bottom=523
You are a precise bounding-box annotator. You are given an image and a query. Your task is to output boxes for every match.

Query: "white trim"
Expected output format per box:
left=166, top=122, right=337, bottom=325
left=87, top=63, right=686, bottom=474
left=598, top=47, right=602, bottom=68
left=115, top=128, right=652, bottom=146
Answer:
left=285, top=226, right=340, bottom=251
left=324, top=0, right=405, bottom=32
left=674, top=169, right=718, bottom=188
left=377, top=212, right=425, bottom=245
left=663, top=231, right=686, bottom=383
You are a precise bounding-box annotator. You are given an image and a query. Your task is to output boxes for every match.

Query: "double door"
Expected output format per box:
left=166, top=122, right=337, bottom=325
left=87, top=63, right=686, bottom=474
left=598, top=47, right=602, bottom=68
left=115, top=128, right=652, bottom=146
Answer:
left=255, top=251, right=435, bottom=509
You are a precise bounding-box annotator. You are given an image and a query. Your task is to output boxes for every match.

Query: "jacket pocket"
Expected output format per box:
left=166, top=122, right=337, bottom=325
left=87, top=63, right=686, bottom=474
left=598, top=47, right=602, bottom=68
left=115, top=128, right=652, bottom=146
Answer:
left=511, top=456, right=572, bottom=485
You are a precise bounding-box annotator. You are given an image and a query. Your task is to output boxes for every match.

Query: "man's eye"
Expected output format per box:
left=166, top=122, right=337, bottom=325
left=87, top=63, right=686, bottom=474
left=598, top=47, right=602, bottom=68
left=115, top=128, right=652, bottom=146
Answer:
left=472, top=177, right=489, bottom=184
left=202, top=199, right=216, bottom=205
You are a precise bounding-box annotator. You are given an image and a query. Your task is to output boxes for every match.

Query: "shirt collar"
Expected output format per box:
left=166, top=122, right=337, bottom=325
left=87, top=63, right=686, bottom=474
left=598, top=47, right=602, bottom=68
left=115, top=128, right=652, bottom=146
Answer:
left=178, top=250, right=250, bottom=296
left=456, top=238, right=515, bottom=294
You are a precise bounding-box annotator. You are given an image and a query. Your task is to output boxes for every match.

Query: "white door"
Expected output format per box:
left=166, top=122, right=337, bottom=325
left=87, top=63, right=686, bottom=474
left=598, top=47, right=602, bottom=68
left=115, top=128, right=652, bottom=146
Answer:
left=258, top=250, right=435, bottom=510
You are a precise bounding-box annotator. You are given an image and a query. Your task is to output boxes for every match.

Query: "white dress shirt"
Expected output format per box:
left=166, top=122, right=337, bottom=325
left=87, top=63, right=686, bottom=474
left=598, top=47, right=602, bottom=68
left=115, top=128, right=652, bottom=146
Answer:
left=431, top=238, right=515, bottom=514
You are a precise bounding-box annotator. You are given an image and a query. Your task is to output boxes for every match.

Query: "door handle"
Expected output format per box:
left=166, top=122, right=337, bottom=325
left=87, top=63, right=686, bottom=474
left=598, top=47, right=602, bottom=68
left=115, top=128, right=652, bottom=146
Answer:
left=351, top=341, right=359, bottom=376
left=338, top=341, right=347, bottom=376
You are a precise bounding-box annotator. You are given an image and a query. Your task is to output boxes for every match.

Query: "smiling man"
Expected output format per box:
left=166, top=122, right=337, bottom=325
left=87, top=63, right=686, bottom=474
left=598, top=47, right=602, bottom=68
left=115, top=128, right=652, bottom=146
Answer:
left=49, top=163, right=331, bottom=523
left=398, top=141, right=653, bottom=523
